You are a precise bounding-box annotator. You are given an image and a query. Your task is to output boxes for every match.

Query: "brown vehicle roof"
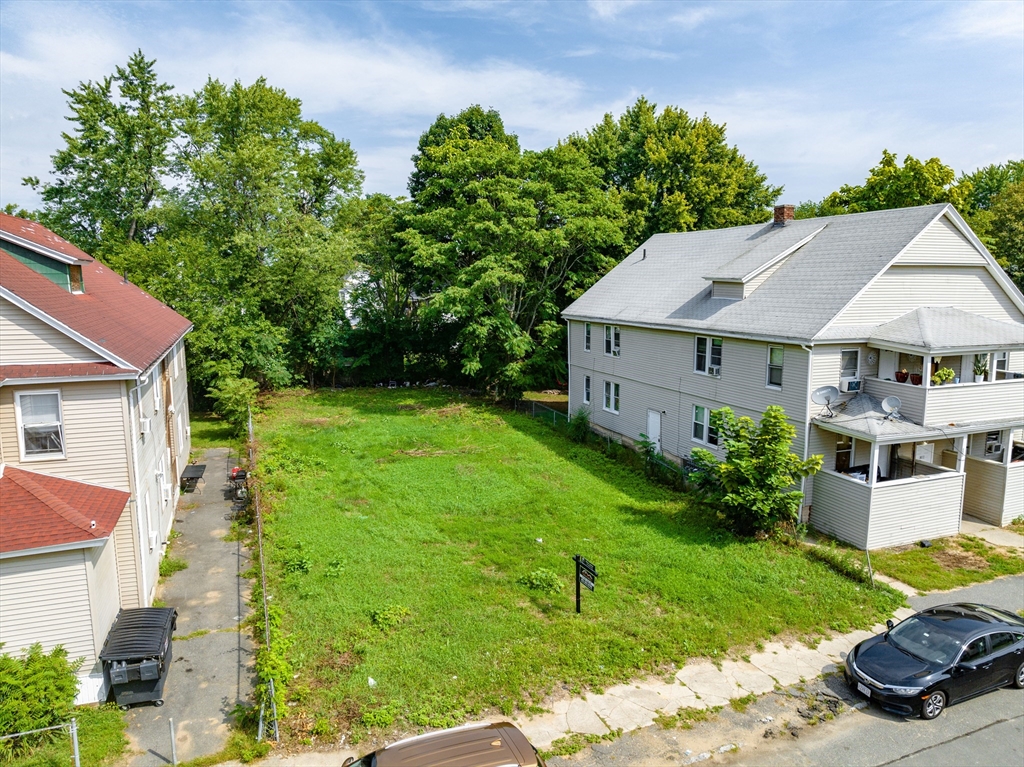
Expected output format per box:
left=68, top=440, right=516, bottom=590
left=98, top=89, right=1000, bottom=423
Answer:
left=375, top=722, right=540, bottom=767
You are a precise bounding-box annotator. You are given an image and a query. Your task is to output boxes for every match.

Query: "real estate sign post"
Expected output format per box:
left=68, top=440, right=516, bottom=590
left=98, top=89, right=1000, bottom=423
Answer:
left=574, top=555, right=597, bottom=614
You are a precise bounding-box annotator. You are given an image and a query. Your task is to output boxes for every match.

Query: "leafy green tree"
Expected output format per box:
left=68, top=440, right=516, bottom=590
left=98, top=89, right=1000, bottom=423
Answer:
left=797, top=150, right=971, bottom=219
left=988, top=181, right=1024, bottom=290
left=24, top=50, right=176, bottom=254
left=691, top=406, right=823, bottom=536
left=960, top=160, right=1024, bottom=212
left=403, top=112, right=624, bottom=397
left=574, top=97, right=781, bottom=247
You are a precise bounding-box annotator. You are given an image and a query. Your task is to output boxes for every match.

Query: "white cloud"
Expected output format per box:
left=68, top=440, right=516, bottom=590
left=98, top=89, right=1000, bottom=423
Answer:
left=587, top=0, right=644, bottom=21
left=929, top=0, right=1024, bottom=42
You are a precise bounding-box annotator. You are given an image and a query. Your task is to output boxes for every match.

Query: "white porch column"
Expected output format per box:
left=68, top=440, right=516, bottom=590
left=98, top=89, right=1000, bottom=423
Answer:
left=923, top=355, right=932, bottom=388
left=955, top=435, right=967, bottom=473
left=868, top=442, right=879, bottom=486
left=1005, top=431, right=1013, bottom=466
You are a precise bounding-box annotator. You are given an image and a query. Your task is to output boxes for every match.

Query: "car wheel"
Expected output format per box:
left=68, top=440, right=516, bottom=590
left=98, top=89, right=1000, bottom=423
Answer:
left=921, top=691, right=946, bottom=720
left=1015, top=661, right=1024, bottom=689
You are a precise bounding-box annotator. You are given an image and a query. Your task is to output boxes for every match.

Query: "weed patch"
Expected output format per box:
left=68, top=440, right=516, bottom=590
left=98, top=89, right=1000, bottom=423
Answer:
left=870, top=536, right=1024, bottom=591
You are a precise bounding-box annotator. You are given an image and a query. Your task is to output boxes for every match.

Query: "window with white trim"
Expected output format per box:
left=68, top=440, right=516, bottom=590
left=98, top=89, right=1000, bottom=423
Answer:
left=604, top=325, right=621, bottom=357
left=767, top=345, right=784, bottom=388
left=603, top=381, right=620, bottom=413
left=694, top=336, right=723, bottom=374
left=692, top=405, right=718, bottom=445
left=993, top=352, right=1009, bottom=381
left=583, top=375, right=591, bottom=404
left=835, top=433, right=854, bottom=473
left=584, top=323, right=591, bottom=352
left=840, top=349, right=860, bottom=379
left=15, top=390, right=66, bottom=459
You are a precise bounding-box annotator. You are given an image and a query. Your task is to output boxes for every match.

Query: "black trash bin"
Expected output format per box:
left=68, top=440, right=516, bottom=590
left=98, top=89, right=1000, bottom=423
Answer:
left=100, top=607, right=177, bottom=710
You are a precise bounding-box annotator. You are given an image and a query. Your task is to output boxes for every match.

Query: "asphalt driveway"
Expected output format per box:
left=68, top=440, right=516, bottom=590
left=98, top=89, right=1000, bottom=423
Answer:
left=124, top=448, right=255, bottom=766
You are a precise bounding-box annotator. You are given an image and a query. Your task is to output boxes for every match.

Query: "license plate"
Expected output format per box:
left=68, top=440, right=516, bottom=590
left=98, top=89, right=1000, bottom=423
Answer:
left=857, top=682, right=871, bottom=697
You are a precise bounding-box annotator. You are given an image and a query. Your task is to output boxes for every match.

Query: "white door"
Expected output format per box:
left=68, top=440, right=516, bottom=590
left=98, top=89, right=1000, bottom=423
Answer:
left=646, top=409, right=662, bottom=454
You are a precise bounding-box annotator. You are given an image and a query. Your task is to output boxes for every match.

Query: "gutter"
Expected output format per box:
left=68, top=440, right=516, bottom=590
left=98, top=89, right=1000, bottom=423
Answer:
left=560, top=313, right=817, bottom=347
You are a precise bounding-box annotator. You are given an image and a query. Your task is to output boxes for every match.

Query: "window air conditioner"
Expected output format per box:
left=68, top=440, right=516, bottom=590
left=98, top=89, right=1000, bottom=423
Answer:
left=140, top=417, right=151, bottom=435
left=148, top=531, right=158, bottom=551
left=985, top=442, right=1004, bottom=456
left=708, top=365, right=721, bottom=377
left=840, top=378, right=862, bottom=393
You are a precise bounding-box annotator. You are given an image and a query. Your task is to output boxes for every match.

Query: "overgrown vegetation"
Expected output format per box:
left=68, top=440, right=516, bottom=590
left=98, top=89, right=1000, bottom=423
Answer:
left=0, top=645, right=80, bottom=760
left=691, top=406, right=823, bottom=536
left=255, top=388, right=902, bottom=742
left=540, top=729, right=622, bottom=759
left=6, top=704, right=127, bottom=767
left=869, top=536, right=1024, bottom=592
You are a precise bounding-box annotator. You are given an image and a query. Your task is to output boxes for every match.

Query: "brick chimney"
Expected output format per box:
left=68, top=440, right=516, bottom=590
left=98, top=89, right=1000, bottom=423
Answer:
left=774, top=204, right=795, bottom=226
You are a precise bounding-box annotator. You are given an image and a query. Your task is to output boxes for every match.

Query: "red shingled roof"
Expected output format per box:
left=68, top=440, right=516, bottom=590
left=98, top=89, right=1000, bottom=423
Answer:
left=0, top=212, right=93, bottom=262
left=0, top=466, right=129, bottom=554
left=0, top=216, right=192, bottom=372
left=0, top=363, right=137, bottom=383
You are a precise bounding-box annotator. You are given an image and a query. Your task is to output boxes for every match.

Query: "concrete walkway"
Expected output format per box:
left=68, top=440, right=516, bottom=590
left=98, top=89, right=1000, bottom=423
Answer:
left=125, top=448, right=255, bottom=766
left=961, top=515, right=1024, bottom=551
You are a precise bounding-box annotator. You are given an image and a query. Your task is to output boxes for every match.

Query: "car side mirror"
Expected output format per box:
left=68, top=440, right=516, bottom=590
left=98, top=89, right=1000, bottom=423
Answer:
left=343, top=759, right=354, bottom=767
left=958, top=661, right=977, bottom=672
left=885, top=619, right=894, bottom=631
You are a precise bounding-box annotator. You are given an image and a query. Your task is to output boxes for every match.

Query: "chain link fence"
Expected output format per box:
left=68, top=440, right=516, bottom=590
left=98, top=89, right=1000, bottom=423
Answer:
left=511, top=398, right=570, bottom=427
left=0, top=720, right=80, bottom=767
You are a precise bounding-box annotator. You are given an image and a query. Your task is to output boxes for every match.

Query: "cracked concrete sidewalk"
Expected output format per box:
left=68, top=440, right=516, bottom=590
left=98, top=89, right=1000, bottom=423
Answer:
left=509, top=604, right=918, bottom=749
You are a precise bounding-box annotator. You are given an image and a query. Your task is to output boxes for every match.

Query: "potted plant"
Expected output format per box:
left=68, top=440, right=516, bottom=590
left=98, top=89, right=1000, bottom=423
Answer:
left=931, top=367, right=955, bottom=386
left=895, top=368, right=909, bottom=383
left=910, top=372, right=923, bottom=385
left=973, top=355, right=988, bottom=383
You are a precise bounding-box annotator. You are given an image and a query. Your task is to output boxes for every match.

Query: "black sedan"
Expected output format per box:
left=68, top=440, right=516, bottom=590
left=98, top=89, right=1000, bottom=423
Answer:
left=845, top=603, right=1024, bottom=719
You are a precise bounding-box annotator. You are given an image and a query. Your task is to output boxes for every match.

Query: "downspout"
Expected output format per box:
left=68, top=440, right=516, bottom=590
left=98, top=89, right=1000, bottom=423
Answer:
left=800, top=344, right=814, bottom=523
left=566, top=319, right=571, bottom=418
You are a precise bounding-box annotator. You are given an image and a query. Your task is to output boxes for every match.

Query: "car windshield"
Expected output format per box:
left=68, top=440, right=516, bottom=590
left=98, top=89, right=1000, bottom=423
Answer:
left=888, top=616, right=963, bottom=666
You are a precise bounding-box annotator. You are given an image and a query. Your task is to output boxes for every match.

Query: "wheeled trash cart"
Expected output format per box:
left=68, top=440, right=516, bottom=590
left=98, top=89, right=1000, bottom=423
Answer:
left=100, top=607, right=177, bottom=710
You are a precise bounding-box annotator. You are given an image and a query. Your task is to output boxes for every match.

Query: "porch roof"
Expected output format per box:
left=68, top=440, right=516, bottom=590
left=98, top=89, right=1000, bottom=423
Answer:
left=812, top=392, right=1023, bottom=442
left=868, top=307, right=1024, bottom=355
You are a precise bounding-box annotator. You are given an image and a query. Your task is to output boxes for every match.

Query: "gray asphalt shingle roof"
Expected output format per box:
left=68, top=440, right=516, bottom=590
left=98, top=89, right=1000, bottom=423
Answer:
left=868, top=307, right=1024, bottom=353
left=563, top=203, right=952, bottom=342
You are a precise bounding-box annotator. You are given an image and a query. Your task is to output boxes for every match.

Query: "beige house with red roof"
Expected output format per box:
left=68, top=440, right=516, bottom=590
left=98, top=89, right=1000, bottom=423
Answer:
left=0, top=213, right=191, bottom=702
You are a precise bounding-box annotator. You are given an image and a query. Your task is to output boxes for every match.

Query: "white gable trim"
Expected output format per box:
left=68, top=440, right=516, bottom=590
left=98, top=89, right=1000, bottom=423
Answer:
left=740, top=225, right=828, bottom=283
left=0, top=230, right=85, bottom=265
left=0, top=288, right=137, bottom=371
left=0, top=537, right=107, bottom=560
left=815, top=205, right=1024, bottom=340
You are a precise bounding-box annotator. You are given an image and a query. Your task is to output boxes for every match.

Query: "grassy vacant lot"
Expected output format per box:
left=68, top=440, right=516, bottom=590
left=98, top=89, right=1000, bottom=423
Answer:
left=189, top=412, right=240, bottom=454
left=256, top=389, right=902, bottom=736
left=870, top=535, right=1024, bottom=592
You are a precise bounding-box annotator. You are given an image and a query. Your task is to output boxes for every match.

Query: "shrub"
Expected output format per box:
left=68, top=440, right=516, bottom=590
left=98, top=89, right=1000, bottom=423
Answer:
left=0, top=644, right=82, bottom=759
left=208, top=374, right=259, bottom=436
left=518, top=568, right=563, bottom=595
left=567, top=407, right=591, bottom=444
left=369, top=604, right=411, bottom=632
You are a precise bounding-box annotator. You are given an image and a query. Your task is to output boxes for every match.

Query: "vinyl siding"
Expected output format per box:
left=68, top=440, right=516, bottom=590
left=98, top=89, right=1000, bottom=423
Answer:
left=744, top=258, right=788, bottom=296
left=113, top=506, right=141, bottom=608
left=808, top=344, right=879, bottom=417
left=961, top=456, right=1021, bottom=526
left=0, top=298, right=104, bottom=364
left=1005, top=463, right=1024, bottom=527
left=924, top=379, right=1024, bottom=425
left=568, top=321, right=810, bottom=461
left=85, top=540, right=120, bottom=675
left=863, top=377, right=926, bottom=424
left=0, top=381, right=131, bottom=489
left=808, top=471, right=871, bottom=548
left=895, top=216, right=988, bottom=266
left=833, top=265, right=1024, bottom=326
left=866, top=472, right=963, bottom=549
left=712, top=281, right=743, bottom=300
left=0, top=549, right=95, bottom=662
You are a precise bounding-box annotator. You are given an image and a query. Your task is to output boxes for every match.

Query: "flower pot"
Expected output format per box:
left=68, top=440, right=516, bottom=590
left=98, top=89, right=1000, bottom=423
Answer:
left=910, top=373, right=922, bottom=386
left=953, top=377, right=960, bottom=385
left=974, top=374, right=984, bottom=383
left=895, top=371, right=909, bottom=383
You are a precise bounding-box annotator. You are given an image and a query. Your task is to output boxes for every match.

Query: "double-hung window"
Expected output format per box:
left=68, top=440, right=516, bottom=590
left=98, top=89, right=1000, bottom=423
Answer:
left=584, top=323, right=591, bottom=352
left=694, top=336, right=723, bottom=375
left=767, top=346, right=784, bottom=388
left=16, top=391, right=65, bottom=459
left=994, top=352, right=1009, bottom=381
left=692, top=405, right=718, bottom=445
left=603, top=381, right=620, bottom=413
left=841, top=349, right=860, bottom=379
left=583, top=375, right=591, bottom=404
left=604, top=325, right=621, bottom=357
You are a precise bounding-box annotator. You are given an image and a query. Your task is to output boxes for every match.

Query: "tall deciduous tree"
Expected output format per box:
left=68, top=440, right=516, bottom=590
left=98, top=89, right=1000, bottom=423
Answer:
left=574, top=97, right=781, bottom=248
left=24, top=50, right=175, bottom=254
left=403, top=111, right=624, bottom=397
left=988, top=181, right=1024, bottom=291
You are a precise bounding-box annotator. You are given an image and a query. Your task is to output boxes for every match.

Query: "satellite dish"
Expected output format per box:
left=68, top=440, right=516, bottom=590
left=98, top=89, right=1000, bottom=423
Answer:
left=881, top=396, right=902, bottom=419
left=811, top=386, right=840, bottom=405
left=811, top=385, right=840, bottom=417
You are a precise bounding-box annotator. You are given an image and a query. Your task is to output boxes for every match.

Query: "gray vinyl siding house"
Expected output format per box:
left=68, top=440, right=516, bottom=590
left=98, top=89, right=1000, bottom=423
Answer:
left=564, top=204, right=1024, bottom=550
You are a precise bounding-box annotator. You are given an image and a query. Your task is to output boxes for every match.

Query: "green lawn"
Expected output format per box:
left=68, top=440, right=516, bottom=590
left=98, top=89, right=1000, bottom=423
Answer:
left=8, top=705, right=127, bottom=767
left=869, top=536, right=1024, bottom=592
left=256, top=389, right=903, bottom=737
left=189, top=412, right=240, bottom=453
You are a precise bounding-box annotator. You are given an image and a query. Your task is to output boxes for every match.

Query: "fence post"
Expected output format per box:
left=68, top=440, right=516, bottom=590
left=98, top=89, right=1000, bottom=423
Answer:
left=169, top=718, right=177, bottom=766
left=70, top=719, right=80, bottom=767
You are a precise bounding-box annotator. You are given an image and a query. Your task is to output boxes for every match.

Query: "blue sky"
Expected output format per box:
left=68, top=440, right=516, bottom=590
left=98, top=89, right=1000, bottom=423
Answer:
left=1, top=0, right=1022, bottom=209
